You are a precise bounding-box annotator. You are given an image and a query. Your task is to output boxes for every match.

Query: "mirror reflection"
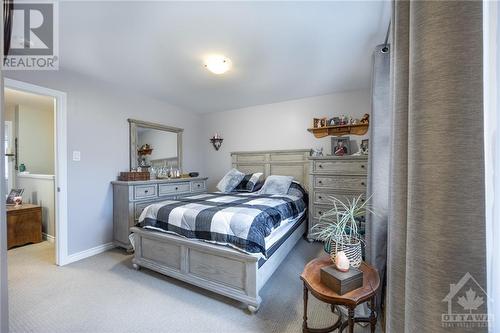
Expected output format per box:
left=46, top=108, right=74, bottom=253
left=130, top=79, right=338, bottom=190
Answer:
left=128, top=119, right=183, bottom=175
left=137, top=128, right=178, bottom=169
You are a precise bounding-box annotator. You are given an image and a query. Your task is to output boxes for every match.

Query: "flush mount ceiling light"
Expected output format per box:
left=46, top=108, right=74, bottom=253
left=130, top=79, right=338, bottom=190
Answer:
left=204, top=55, right=232, bottom=75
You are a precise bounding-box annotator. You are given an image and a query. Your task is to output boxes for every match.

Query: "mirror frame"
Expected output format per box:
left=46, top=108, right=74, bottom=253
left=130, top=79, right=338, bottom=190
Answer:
left=128, top=118, right=183, bottom=171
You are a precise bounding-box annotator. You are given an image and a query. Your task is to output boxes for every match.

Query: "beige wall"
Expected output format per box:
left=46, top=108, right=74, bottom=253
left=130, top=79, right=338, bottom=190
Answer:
left=202, top=90, right=371, bottom=190
left=17, top=104, right=55, bottom=175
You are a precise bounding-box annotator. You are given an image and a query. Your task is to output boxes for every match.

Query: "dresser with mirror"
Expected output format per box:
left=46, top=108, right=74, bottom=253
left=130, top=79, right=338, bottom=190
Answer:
left=112, top=119, right=207, bottom=250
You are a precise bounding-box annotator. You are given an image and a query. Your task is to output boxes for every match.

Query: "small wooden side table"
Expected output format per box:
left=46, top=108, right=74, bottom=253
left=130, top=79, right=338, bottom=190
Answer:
left=300, top=257, right=380, bottom=333
left=7, top=204, right=42, bottom=249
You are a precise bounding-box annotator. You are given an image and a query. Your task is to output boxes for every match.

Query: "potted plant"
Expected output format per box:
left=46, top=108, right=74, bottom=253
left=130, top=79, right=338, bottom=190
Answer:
left=311, top=194, right=374, bottom=268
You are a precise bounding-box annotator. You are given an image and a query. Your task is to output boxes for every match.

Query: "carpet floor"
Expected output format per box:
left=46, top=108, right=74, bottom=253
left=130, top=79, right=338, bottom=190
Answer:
left=8, top=240, right=377, bottom=333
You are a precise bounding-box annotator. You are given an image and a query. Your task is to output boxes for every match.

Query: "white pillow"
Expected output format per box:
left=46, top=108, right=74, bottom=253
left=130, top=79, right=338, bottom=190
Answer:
left=259, top=175, right=294, bottom=195
left=216, top=168, right=245, bottom=193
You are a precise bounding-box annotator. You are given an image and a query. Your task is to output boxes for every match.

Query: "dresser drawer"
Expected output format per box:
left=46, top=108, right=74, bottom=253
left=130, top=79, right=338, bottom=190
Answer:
left=314, top=175, right=367, bottom=191
left=191, top=181, right=206, bottom=192
left=159, top=183, right=191, bottom=196
left=313, top=192, right=366, bottom=205
left=313, top=160, right=367, bottom=174
left=312, top=205, right=332, bottom=219
left=134, top=185, right=157, bottom=199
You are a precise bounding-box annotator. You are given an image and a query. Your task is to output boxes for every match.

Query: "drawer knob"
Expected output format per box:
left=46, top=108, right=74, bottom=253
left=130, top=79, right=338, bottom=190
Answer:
left=318, top=180, right=323, bottom=184
left=318, top=211, right=323, bottom=216
left=197, top=184, right=201, bottom=187
left=361, top=182, right=366, bottom=186
left=175, top=187, right=179, bottom=190
left=361, top=165, right=365, bottom=168
left=318, top=195, right=322, bottom=199
left=144, top=190, right=148, bottom=193
left=318, top=164, right=323, bottom=168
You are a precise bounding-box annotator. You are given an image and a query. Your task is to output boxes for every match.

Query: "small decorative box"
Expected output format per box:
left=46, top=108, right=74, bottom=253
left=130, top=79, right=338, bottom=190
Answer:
left=119, top=172, right=150, bottom=181
left=320, top=265, right=364, bottom=295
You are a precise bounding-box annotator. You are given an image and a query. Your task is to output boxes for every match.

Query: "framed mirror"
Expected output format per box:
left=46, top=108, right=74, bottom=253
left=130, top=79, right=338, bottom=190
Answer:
left=128, top=119, right=183, bottom=172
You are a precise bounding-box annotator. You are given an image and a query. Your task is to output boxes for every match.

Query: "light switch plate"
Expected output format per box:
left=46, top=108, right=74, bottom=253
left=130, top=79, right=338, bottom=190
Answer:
left=72, top=151, right=81, bottom=161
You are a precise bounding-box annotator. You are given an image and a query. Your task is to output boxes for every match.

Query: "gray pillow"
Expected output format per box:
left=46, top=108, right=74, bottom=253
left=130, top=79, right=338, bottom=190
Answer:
left=259, top=175, right=294, bottom=195
left=216, top=168, right=245, bottom=193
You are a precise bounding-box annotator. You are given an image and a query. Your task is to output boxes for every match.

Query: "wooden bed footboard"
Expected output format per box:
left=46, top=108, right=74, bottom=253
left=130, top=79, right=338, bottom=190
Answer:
left=130, top=220, right=306, bottom=312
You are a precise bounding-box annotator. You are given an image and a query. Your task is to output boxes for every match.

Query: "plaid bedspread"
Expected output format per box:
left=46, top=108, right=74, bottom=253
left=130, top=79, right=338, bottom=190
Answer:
left=137, top=189, right=307, bottom=255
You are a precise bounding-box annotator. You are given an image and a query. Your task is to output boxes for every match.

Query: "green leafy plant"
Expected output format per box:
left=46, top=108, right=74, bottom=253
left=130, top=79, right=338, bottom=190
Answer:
left=311, top=194, right=374, bottom=247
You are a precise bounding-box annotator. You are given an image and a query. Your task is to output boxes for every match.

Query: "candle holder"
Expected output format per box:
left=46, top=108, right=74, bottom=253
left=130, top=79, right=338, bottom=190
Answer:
left=210, top=136, right=224, bottom=151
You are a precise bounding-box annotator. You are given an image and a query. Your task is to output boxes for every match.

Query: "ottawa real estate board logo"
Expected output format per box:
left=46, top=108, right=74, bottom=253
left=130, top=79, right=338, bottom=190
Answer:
left=442, top=272, right=491, bottom=328
left=2, top=1, right=59, bottom=70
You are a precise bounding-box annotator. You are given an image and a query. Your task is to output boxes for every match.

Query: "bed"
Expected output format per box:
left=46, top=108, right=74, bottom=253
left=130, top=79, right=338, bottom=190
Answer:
left=130, top=149, right=310, bottom=312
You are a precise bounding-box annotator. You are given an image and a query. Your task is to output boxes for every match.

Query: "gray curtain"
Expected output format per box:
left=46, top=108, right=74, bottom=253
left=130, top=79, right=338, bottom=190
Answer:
left=387, top=1, right=487, bottom=332
left=366, top=44, right=391, bottom=310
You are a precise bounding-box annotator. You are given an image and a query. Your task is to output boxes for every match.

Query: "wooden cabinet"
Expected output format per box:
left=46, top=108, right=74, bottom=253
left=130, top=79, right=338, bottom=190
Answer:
left=111, top=177, right=208, bottom=250
left=307, top=156, right=368, bottom=241
left=7, top=204, right=42, bottom=249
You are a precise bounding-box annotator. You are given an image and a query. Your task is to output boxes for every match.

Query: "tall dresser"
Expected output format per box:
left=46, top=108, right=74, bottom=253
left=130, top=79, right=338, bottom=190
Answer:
left=307, top=155, right=368, bottom=241
left=112, top=177, right=208, bottom=250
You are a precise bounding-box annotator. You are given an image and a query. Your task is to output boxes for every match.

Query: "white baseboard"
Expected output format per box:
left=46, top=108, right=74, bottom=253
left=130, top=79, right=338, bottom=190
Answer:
left=42, top=233, right=55, bottom=243
left=63, top=242, right=115, bottom=265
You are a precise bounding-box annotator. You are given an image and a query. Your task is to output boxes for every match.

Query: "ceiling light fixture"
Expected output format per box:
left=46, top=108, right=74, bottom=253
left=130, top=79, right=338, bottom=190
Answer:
left=204, top=55, right=232, bottom=75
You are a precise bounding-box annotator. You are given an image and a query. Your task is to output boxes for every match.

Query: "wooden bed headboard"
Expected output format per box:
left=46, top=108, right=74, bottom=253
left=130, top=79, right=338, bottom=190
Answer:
left=231, top=149, right=311, bottom=192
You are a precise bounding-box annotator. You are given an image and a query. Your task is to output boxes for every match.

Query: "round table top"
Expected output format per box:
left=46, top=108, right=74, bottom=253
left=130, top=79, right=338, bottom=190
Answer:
left=300, top=256, right=380, bottom=307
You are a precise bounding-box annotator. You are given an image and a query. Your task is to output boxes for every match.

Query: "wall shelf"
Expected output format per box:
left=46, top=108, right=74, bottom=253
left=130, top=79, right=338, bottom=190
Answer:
left=307, top=123, right=369, bottom=138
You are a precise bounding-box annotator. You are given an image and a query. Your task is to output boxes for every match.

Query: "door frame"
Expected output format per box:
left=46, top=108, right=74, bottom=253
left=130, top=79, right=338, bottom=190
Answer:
left=4, top=120, right=14, bottom=192
left=4, top=78, right=69, bottom=266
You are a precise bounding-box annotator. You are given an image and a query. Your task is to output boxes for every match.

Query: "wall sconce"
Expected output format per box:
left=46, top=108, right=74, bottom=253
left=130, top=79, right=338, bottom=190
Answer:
left=210, top=133, right=224, bottom=151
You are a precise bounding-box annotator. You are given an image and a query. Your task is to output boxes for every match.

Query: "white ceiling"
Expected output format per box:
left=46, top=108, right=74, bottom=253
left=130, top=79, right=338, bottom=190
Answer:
left=59, top=1, right=390, bottom=113
left=4, top=88, right=55, bottom=110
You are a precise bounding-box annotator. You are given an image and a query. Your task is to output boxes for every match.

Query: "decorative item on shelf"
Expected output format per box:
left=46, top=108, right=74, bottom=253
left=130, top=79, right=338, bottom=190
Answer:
left=310, top=147, right=323, bottom=157
left=360, top=139, right=369, bottom=155
left=360, top=113, right=370, bottom=124
left=311, top=194, right=374, bottom=268
left=189, top=172, right=199, bottom=177
left=210, top=133, right=224, bottom=151
left=331, top=136, right=351, bottom=156
left=313, top=117, right=328, bottom=128
left=307, top=114, right=369, bottom=138
left=19, top=163, right=26, bottom=172
left=328, top=117, right=340, bottom=126
left=338, top=115, right=349, bottom=125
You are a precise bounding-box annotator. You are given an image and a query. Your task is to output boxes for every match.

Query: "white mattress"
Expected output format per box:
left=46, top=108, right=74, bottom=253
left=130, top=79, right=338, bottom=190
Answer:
left=264, top=210, right=305, bottom=250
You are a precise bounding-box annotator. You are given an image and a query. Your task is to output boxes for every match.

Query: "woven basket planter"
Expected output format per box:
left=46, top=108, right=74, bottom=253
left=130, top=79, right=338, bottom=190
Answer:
left=324, top=237, right=362, bottom=268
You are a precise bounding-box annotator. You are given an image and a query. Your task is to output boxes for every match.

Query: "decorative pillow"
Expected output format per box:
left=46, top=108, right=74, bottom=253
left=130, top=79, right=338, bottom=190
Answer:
left=216, top=168, right=245, bottom=193
left=234, top=173, right=264, bottom=192
left=259, top=175, right=294, bottom=195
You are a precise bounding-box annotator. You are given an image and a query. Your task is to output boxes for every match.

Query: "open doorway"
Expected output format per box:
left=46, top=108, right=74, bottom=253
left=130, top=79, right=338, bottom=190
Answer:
left=4, top=79, right=68, bottom=266
left=5, top=87, right=56, bottom=264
